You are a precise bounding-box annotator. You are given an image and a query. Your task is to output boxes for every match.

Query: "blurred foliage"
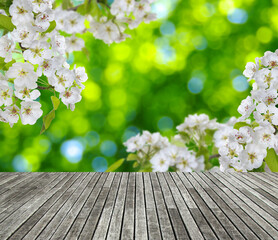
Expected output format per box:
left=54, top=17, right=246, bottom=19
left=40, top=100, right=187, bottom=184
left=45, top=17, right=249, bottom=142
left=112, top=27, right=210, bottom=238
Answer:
left=1, top=0, right=278, bottom=172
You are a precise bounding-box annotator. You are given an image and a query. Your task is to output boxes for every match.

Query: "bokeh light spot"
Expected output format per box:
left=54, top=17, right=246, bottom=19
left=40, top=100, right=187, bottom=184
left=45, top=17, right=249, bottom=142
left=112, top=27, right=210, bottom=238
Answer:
left=228, top=9, right=248, bottom=24
left=122, top=126, right=140, bottom=142
left=92, top=156, right=108, bottom=172
left=83, top=81, right=101, bottom=102
left=61, top=139, right=84, bottom=163
left=158, top=116, right=173, bottom=131
left=160, top=21, right=175, bottom=36
left=232, top=75, right=249, bottom=92
left=12, top=155, right=30, bottom=172
left=256, top=27, right=272, bottom=43
left=188, top=77, right=203, bottom=94
left=85, top=131, right=100, bottom=147
left=192, top=36, right=207, bottom=50
left=100, top=140, right=117, bottom=157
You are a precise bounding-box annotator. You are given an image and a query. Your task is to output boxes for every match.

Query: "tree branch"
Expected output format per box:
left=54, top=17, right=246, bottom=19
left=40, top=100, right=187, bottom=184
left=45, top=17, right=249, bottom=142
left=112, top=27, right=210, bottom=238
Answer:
left=209, top=154, right=220, bottom=160
left=37, top=86, right=54, bottom=90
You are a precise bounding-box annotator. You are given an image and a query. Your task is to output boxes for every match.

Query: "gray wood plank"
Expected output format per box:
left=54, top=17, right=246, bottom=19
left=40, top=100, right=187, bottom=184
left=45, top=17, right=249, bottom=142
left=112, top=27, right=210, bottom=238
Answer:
left=79, top=173, right=115, bottom=239
left=252, top=173, right=278, bottom=186
left=157, top=172, right=190, bottom=240
left=92, top=173, right=122, bottom=239
left=194, top=172, right=259, bottom=240
left=0, top=172, right=277, bottom=240
left=150, top=173, right=175, bottom=240
left=183, top=173, right=231, bottom=239
left=121, top=172, right=136, bottom=240
left=222, top=173, right=278, bottom=227
left=228, top=173, right=278, bottom=214
left=0, top=172, right=71, bottom=239
left=0, top=173, right=56, bottom=219
left=134, top=173, right=148, bottom=240
left=165, top=173, right=205, bottom=240
left=205, top=173, right=273, bottom=240
left=106, top=172, right=128, bottom=240
left=64, top=173, right=106, bottom=240
left=239, top=173, right=278, bottom=198
left=8, top=173, right=81, bottom=240
left=172, top=172, right=217, bottom=240
left=0, top=173, right=20, bottom=186
left=49, top=173, right=99, bottom=240
left=144, top=173, right=162, bottom=240
left=0, top=173, right=58, bottom=222
left=215, top=173, right=277, bottom=239
left=0, top=173, right=35, bottom=200
left=35, top=173, right=91, bottom=240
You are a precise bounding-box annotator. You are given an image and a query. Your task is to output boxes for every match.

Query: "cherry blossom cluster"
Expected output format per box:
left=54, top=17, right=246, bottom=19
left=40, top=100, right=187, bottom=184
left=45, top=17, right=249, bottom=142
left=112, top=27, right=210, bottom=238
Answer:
left=89, top=0, right=156, bottom=44
left=124, top=130, right=205, bottom=172
left=175, top=114, right=219, bottom=146
left=54, top=7, right=85, bottom=53
left=214, top=118, right=277, bottom=171
left=0, top=0, right=88, bottom=126
left=212, top=50, right=278, bottom=172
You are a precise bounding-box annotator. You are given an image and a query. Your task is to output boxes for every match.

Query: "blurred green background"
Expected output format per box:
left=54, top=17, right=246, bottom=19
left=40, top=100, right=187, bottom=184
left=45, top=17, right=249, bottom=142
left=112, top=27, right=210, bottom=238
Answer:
left=1, top=0, right=278, bottom=172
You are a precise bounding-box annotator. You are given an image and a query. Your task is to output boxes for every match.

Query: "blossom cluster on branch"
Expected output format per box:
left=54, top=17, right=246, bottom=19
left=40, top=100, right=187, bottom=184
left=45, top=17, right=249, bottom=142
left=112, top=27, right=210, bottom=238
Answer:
left=123, top=51, right=278, bottom=173
left=0, top=0, right=157, bottom=130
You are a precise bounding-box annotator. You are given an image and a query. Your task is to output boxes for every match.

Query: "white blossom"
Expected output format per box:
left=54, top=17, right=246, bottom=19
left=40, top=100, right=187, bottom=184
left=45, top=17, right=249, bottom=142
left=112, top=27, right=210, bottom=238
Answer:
left=0, top=35, right=15, bottom=63
left=20, top=101, right=43, bottom=125
left=6, top=62, right=38, bottom=89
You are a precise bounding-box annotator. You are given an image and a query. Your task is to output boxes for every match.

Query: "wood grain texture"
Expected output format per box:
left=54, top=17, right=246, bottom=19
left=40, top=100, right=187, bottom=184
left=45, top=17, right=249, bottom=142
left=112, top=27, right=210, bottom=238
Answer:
left=0, top=172, right=277, bottom=240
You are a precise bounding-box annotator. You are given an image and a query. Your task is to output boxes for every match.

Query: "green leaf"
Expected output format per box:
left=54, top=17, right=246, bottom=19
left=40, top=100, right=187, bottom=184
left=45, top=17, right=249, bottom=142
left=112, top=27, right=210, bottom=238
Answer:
left=132, top=161, right=139, bottom=168
left=40, top=109, right=55, bottom=134
left=264, top=148, right=278, bottom=172
left=106, top=158, right=125, bottom=172
left=127, top=153, right=138, bottom=161
left=0, top=14, right=15, bottom=31
left=233, top=122, right=251, bottom=130
left=42, top=21, right=56, bottom=35
left=0, top=57, right=15, bottom=70
left=51, top=96, right=60, bottom=110
left=0, top=0, right=13, bottom=13
left=62, top=0, right=73, bottom=10
left=252, top=162, right=265, bottom=172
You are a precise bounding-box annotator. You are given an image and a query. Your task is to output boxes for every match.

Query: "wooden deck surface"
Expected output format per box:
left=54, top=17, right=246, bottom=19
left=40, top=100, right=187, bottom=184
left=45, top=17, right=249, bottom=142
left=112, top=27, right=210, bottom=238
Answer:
left=0, top=172, right=277, bottom=239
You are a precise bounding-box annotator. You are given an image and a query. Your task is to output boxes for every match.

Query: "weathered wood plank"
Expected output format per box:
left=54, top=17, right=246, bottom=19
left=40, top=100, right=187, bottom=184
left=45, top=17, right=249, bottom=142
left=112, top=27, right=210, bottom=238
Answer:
left=215, top=173, right=277, bottom=239
left=64, top=173, right=106, bottom=239
left=222, top=173, right=278, bottom=227
left=150, top=173, right=175, bottom=240
left=92, top=173, right=122, bottom=239
left=121, top=172, right=136, bottom=239
left=144, top=173, right=162, bottom=240
left=0, top=172, right=276, bottom=240
left=183, top=173, right=231, bottom=239
left=251, top=173, right=278, bottom=187
left=79, top=173, right=115, bottom=239
left=205, top=173, right=273, bottom=240
left=38, top=173, right=92, bottom=239
left=173, top=172, right=217, bottom=240
left=50, top=173, right=99, bottom=240
left=228, top=173, right=278, bottom=214
left=165, top=173, right=204, bottom=240
left=158, top=172, right=191, bottom=239
left=195, top=172, right=259, bottom=240
left=106, top=173, right=128, bottom=240
left=134, top=173, right=148, bottom=240
left=0, top=173, right=72, bottom=239
left=8, top=173, right=80, bottom=240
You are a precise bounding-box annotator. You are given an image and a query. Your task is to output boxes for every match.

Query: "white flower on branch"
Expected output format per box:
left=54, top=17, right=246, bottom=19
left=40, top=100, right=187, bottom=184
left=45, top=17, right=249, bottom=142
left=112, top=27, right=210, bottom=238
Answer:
left=20, top=100, right=43, bottom=125
left=0, top=35, right=15, bottom=63
left=23, top=40, right=52, bottom=65
left=6, top=62, right=38, bottom=89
